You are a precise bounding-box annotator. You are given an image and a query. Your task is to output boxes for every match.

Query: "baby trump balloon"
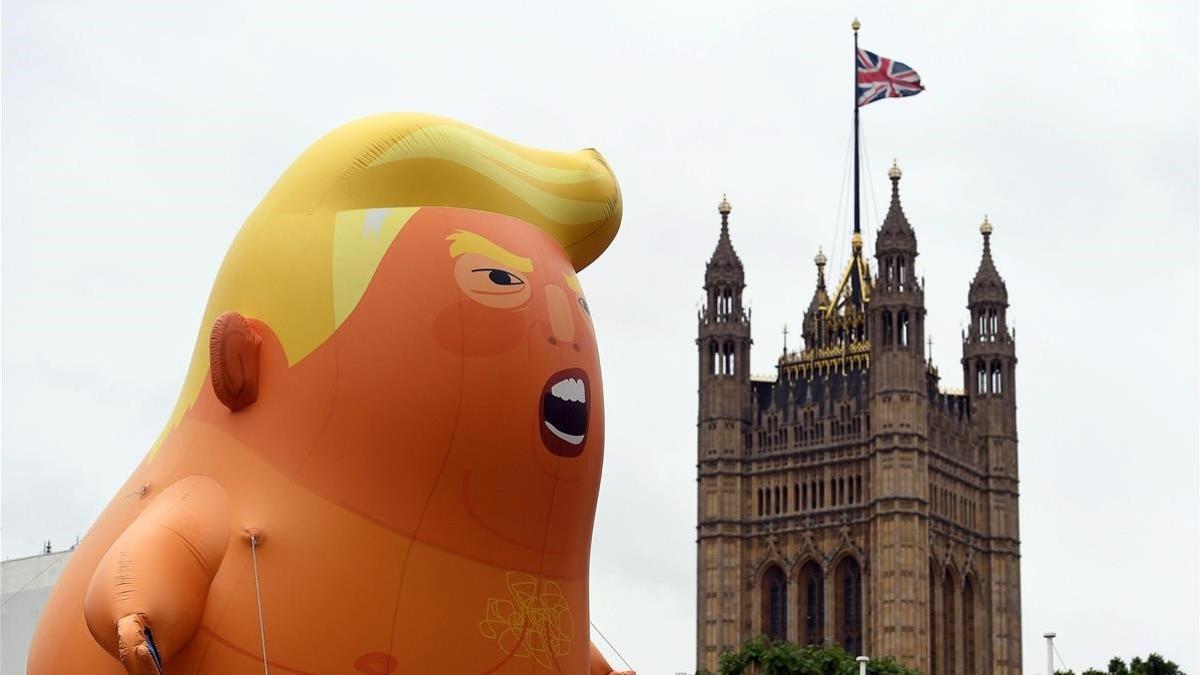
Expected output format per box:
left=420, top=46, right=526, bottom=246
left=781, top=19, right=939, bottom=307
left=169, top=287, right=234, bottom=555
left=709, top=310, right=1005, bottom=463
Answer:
left=27, top=114, right=634, bottom=675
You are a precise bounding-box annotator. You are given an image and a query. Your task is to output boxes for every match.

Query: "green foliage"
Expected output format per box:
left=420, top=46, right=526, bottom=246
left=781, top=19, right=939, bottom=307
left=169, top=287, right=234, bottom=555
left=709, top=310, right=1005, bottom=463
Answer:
left=715, top=637, right=923, bottom=675
left=1055, top=653, right=1185, bottom=675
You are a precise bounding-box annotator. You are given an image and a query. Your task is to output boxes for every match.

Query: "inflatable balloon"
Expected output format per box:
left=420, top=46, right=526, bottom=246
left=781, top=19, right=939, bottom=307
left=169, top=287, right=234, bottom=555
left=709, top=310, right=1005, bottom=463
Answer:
left=28, top=113, right=632, bottom=675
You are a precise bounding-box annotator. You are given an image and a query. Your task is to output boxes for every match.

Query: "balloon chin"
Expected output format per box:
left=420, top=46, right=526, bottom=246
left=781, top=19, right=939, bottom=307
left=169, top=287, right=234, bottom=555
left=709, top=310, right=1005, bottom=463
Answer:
left=538, top=368, right=590, bottom=458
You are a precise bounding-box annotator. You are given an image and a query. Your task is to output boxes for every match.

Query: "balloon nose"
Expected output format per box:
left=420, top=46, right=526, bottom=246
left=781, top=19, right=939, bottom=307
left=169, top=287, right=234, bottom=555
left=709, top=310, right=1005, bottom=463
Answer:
left=545, top=285, right=575, bottom=344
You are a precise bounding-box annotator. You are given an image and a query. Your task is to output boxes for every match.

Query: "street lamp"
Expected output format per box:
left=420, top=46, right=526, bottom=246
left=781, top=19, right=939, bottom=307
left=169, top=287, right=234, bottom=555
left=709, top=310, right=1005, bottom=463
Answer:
left=1044, top=632, right=1057, bottom=675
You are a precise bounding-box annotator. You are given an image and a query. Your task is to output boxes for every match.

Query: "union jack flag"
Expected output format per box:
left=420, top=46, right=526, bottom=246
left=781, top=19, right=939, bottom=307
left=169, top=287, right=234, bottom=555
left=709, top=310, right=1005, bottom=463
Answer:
left=856, top=48, right=924, bottom=107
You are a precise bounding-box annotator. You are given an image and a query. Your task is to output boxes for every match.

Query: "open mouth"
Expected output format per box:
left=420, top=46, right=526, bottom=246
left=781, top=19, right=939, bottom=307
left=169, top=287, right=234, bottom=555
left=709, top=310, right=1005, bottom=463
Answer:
left=539, top=368, right=590, bottom=458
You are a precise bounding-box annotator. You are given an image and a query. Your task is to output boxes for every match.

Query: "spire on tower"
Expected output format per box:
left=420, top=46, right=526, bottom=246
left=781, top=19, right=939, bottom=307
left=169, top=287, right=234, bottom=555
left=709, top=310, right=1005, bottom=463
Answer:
left=878, top=159, right=916, bottom=241
left=969, top=215, right=1007, bottom=305
left=707, top=194, right=743, bottom=279
left=809, top=248, right=830, bottom=311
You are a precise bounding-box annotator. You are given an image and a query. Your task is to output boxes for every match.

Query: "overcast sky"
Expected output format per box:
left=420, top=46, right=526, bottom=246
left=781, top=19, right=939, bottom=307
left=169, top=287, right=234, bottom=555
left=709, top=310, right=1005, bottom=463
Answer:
left=3, top=2, right=1197, bottom=674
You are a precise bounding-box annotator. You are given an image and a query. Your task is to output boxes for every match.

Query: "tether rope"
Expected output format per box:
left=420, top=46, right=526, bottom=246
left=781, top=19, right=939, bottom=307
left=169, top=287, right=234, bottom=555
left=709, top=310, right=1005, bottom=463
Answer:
left=1052, top=642, right=1071, bottom=674
left=0, top=552, right=68, bottom=609
left=249, top=536, right=270, bottom=675
left=590, top=620, right=633, bottom=673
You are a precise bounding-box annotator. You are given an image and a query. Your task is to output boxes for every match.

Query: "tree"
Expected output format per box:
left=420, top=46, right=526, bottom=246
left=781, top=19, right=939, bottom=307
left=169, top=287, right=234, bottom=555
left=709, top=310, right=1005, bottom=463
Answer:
left=1055, top=653, right=1185, bottom=675
left=714, top=637, right=923, bottom=675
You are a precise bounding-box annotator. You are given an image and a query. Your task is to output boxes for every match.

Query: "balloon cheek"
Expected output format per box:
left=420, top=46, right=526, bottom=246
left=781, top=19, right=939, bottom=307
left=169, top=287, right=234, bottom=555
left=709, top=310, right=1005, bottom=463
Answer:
left=434, top=301, right=526, bottom=356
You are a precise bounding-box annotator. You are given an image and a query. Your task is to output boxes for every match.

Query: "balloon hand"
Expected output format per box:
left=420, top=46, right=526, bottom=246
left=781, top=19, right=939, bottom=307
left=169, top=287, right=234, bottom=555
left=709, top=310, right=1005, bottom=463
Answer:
left=116, top=614, right=164, bottom=675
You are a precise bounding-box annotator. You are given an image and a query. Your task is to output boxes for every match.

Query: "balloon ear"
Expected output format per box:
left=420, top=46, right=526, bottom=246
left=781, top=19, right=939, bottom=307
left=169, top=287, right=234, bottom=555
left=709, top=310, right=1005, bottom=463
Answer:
left=209, top=311, right=262, bottom=412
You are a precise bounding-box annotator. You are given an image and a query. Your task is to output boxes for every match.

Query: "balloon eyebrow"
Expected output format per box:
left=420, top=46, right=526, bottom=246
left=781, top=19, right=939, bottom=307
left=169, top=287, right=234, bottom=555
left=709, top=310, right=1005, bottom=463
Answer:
left=446, top=230, right=533, bottom=272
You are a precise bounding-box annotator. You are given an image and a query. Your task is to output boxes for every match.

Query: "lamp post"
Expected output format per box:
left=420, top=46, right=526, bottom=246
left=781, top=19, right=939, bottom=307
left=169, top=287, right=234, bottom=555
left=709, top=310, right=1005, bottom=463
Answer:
left=856, top=655, right=869, bottom=675
left=1044, top=632, right=1056, bottom=675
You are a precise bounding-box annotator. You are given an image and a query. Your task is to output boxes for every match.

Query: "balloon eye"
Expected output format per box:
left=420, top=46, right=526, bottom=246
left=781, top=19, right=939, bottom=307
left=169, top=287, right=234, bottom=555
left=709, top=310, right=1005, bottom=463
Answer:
left=474, top=268, right=524, bottom=286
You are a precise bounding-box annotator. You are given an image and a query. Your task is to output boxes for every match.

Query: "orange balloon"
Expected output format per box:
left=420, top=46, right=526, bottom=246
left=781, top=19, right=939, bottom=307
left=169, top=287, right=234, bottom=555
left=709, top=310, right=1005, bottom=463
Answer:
left=28, top=114, right=632, bottom=674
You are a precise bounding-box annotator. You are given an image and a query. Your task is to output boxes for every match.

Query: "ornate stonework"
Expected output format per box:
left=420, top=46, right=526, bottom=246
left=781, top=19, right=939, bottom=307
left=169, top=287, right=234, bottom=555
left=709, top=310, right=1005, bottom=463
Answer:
left=695, top=176, right=1021, bottom=674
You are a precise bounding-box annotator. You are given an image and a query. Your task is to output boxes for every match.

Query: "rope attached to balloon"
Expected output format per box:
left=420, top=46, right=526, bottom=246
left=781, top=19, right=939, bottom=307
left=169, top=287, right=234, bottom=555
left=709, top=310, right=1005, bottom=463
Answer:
left=590, top=620, right=633, bottom=673
left=247, top=530, right=270, bottom=675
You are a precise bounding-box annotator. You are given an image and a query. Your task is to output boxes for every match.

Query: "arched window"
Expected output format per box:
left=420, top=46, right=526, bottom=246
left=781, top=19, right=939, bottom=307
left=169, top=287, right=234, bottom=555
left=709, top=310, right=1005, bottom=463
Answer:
left=757, top=489, right=764, bottom=516
left=885, top=257, right=894, bottom=286
left=723, top=341, right=735, bottom=376
left=774, top=486, right=781, bottom=515
left=762, top=565, right=787, bottom=641
left=943, top=567, right=958, bottom=674
left=898, top=257, right=907, bottom=290
left=882, top=310, right=894, bottom=346
left=988, top=308, right=998, bottom=336
left=978, top=309, right=987, bottom=336
left=799, top=562, right=825, bottom=645
left=794, top=483, right=800, bottom=511
left=976, top=360, right=988, bottom=395
left=898, top=310, right=910, bottom=347
left=964, top=576, right=977, bottom=675
left=991, top=360, right=1003, bottom=394
left=856, top=475, right=863, bottom=503
left=710, top=341, right=720, bottom=375
left=835, top=557, right=863, bottom=656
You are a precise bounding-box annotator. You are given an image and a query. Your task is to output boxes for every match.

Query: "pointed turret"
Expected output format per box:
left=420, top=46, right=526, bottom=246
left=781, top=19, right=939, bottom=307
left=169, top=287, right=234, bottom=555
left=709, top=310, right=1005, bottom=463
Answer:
left=802, top=249, right=830, bottom=349
left=699, top=193, right=751, bottom=377
left=876, top=160, right=918, bottom=262
left=968, top=216, right=1008, bottom=306
left=870, top=161, right=925, bottom=353
left=963, top=215, right=1014, bottom=395
left=706, top=194, right=744, bottom=289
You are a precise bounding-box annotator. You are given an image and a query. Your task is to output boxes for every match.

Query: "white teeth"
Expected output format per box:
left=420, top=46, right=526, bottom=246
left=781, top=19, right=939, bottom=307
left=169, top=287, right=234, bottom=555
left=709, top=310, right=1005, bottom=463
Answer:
left=550, top=377, right=586, bottom=403
left=544, top=421, right=585, bottom=445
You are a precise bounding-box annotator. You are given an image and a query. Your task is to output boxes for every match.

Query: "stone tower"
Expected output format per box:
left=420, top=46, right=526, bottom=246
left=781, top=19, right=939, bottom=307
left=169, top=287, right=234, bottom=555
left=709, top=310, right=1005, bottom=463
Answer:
left=693, top=168, right=1021, bottom=675
left=696, top=196, right=752, bottom=666
left=961, top=216, right=1022, bottom=673
left=865, top=163, right=930, bottom=666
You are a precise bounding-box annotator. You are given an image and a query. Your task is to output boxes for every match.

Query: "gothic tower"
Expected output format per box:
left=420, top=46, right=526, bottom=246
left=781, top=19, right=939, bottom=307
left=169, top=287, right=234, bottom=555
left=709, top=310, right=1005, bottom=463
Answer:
left=866, top=162, right=931, bottom=668
left=696, top=196, right=753, bottom=668
left=693, top=170, right=1021, bottom=675
left=962, top=217, right=1021, bottom=674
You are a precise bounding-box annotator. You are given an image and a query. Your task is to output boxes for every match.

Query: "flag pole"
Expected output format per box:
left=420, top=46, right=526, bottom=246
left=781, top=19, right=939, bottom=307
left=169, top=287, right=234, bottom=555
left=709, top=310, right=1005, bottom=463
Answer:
left=852, top=17, right=861, bottom=237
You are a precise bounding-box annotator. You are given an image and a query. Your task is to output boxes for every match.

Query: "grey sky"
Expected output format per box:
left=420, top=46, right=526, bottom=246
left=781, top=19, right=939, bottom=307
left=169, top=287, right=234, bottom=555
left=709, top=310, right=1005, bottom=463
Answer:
left=2, top=2, right=1197, bottom=674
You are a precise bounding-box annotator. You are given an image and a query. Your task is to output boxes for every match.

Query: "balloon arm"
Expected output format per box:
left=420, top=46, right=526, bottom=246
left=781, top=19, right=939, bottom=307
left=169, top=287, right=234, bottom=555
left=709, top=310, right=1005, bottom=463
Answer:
left=84, top=476, right=232, bottom=673
left=589, top=641, right=635, bottom=675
